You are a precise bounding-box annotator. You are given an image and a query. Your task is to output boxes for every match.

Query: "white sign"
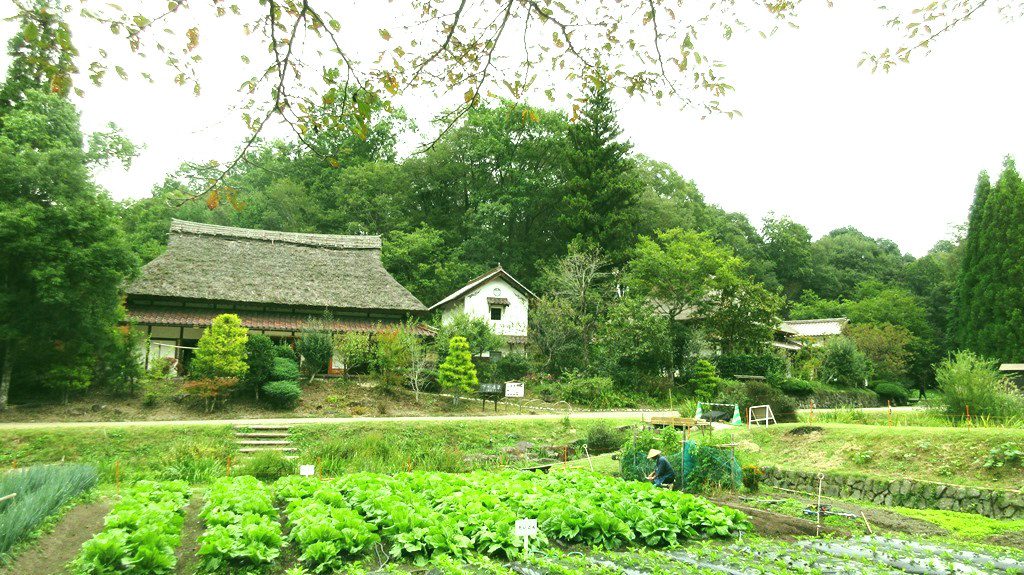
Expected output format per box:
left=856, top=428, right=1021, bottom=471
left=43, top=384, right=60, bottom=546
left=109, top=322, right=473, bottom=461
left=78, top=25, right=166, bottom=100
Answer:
left=505, top=381, right=525, bottom=398
left=514, top=518, right=538, bottom=536
left=299, top=465, right=315, bottom=477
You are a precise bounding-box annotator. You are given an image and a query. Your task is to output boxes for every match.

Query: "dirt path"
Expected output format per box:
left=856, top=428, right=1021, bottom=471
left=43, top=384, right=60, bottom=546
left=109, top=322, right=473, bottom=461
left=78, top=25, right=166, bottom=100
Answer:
left=719, top=491, right=948, bottom=538
left=0, top=410, right=677, bottom=431
left=175, top=493, right=205, bottom=575
left=0, top=500, right=110, bottom=575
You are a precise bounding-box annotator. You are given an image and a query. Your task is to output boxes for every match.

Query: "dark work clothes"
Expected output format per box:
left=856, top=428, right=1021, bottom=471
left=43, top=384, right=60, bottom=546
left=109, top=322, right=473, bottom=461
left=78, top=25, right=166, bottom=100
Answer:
left=653, top=455, right=675, bottom=487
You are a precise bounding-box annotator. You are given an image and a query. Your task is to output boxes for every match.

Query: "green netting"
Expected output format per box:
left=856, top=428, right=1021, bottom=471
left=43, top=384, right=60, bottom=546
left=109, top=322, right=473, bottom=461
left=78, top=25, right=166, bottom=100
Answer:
left=682, top=440, right=743, bottom=492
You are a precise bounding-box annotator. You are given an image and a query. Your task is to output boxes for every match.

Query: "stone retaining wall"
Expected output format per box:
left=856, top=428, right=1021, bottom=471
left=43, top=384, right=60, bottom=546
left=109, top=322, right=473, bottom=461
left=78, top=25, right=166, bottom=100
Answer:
left=762, top=467, right=1024, bottom=519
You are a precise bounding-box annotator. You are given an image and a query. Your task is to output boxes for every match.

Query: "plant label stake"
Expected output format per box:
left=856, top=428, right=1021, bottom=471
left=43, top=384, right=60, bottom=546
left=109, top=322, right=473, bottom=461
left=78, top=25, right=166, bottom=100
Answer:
left=299, top=464, right=315, bottom=477
left=515, top=519, right=538, bottom=557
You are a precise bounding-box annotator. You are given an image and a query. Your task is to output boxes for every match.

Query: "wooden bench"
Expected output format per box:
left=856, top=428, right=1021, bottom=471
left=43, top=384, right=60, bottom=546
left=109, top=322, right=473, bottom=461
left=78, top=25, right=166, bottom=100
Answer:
left=650, top=417, right=712, bottom=439
left=520, top=463, right=555, bottom=474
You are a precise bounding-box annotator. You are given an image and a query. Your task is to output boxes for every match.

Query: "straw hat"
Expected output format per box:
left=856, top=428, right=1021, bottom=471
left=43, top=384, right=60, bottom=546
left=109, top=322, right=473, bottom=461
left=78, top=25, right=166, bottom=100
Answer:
left=647, top=449, right=661, bottom=459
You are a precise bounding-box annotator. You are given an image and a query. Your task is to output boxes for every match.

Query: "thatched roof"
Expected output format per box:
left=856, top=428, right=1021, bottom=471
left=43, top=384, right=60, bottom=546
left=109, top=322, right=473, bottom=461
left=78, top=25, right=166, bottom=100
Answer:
left=127, top=220, right=425, bottom=313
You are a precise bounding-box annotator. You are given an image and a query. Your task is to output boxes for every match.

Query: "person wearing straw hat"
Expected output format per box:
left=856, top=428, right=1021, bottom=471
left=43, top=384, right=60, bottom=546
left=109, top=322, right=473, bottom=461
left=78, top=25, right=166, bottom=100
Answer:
left=646, top=449, right=675, bottom=488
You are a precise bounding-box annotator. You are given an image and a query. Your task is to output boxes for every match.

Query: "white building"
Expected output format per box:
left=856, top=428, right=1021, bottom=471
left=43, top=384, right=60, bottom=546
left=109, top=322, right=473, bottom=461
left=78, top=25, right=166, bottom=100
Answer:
left=777, top=318, right=849, bottom=348
left=429, top=266, right=535, bottom=356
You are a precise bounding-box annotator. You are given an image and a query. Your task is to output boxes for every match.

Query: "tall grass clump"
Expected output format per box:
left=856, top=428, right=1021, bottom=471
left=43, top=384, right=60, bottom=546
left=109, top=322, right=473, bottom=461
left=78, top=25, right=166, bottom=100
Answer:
left=305, top=431, right=469, bottom=475
left=0, top=464, right=98, bottom=555
left=936, top=350, right=1023, bottom=420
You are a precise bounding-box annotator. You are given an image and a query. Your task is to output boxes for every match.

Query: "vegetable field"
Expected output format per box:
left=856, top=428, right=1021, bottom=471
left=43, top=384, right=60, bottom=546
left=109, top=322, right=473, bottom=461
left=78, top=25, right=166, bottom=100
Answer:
left=0, top=464, right=97, bottom=557
left=272, top=470, right=748, bottom=570
left=72, top=480, right=190, bottom=574
left=424, top=535, right=1024, bottom=575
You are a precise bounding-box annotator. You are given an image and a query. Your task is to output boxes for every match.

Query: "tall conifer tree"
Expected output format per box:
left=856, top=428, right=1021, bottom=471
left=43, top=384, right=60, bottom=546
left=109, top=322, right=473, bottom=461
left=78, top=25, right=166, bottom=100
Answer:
left=560, top=68, right=642, bottom=265
left=955, top=158, right=1024, bottom=359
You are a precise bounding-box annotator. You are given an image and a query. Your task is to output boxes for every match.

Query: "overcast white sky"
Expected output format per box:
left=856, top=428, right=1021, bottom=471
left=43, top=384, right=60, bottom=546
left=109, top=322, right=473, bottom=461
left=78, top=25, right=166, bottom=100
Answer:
left=2, top=2, right=1021, bottom=257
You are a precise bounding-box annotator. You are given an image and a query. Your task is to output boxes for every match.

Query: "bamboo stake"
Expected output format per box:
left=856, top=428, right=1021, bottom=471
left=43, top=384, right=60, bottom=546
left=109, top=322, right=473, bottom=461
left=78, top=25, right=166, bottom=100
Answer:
left=815, top=473, right=825, bottom=537
left=0, top=493, right=16, bottom=504
left=860, top=511, right=874, bottom=535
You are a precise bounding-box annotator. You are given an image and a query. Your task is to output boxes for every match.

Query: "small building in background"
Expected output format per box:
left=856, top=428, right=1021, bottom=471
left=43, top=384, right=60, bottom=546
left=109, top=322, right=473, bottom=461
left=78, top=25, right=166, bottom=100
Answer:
left=429, top=266, right=535, bottom=356
left=998, top=364, right=1024, bottom=390
left=125, top=219, right=427, bottom=371
left=777, top=317, right=849, bottom=348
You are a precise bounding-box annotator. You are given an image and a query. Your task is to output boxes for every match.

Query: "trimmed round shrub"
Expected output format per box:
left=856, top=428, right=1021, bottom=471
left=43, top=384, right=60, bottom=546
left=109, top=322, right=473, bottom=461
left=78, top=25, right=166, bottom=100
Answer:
left=873, top=381, right=911, bottom=406
left=274, top=343, right=298, bottom=362
left=585, top=423, right=626, bottom=455
left=780, top=377, right=816, bottom=398
left=263, top=380, right=302, bottom=409
left=272, top=357, right=300, bottom=382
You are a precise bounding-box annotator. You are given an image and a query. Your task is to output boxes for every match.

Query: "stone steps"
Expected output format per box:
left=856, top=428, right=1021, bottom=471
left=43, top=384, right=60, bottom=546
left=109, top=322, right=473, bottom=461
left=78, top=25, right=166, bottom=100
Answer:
left=233, top=424, right=298, bottom=457
left=235, top=432, right=290, bottom=439
left=239, top=446, right=298, bottom=453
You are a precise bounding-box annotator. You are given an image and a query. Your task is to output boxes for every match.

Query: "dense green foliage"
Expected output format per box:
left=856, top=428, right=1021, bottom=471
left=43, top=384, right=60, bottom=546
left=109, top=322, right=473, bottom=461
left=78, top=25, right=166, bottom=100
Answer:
left=73, top=480, right=189, bottom=575
left=819, top=337, right=872, bottom=388
left=955, top=159, right=1024, bottom=360
left=190, top=314, right=249, bottom=380
left=0, top=464, right=97, bottom=556
left=935, top=350, right=1023, bottom=419
left=438, top=336, right=477, bottom=401
left=242, top=334, right=275, bottom=400
left=273, top=469, right=747, bottom=567
left=0, top=88, right=137, bottom=409
left=297, top=321, right=334, bottom=383
left=196, top=476, right=283, bottom=573
left=262, top=380, right=302, bottom=409
left=271, top=357, right=301, bottom=382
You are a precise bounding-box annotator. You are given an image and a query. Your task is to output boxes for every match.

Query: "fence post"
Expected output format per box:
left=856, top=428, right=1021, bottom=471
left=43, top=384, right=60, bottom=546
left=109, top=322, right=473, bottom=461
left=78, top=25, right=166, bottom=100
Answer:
left=966, top=405, right=972, bottom=429
left=809, top=400, right=815, bottom=425
left=887, top=400, right=892, bottom=426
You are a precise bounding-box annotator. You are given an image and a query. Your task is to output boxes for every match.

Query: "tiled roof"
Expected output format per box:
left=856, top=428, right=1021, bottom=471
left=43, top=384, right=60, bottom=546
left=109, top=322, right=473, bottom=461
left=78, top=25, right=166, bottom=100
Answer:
left=779, top=318, right=848, bottom=338
left=127, top=307, right=432, bottom=335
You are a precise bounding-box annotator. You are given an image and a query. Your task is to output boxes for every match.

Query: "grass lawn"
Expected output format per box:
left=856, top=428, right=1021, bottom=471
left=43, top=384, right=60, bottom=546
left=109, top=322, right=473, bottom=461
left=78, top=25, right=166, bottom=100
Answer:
left=0, top=416, right=639, bottom=484
left=713, top=423, right=1024, bottom=491
left=890, top=507, right=1024, bottom=540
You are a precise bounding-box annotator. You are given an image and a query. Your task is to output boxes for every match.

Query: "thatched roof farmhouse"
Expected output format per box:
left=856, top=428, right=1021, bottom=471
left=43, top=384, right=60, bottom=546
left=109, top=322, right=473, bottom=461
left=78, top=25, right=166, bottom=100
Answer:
left=126, top=220, right=426, bottom=370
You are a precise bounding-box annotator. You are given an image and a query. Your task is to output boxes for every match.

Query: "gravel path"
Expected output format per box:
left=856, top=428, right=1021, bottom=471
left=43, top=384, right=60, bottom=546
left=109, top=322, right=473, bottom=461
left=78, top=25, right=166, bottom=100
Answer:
left=0, top=410, right=679, bottom=430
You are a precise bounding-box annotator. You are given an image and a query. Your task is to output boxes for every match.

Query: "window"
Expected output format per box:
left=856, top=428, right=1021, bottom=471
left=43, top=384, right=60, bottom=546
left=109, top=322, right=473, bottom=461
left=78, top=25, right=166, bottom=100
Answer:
left=490, top=306, right=503, bottom=321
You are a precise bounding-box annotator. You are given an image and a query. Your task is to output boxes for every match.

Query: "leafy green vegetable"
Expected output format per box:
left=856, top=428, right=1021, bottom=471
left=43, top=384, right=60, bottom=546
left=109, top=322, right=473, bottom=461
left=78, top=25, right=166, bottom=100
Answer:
left=73, top=480, right=189, bottom=575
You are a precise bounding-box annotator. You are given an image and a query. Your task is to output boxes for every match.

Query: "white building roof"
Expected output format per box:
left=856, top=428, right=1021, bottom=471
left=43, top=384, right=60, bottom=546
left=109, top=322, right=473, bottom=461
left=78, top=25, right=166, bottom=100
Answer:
left=429, top=265, right=536, bottom=311
left=779, top=318, right=848, bottom=338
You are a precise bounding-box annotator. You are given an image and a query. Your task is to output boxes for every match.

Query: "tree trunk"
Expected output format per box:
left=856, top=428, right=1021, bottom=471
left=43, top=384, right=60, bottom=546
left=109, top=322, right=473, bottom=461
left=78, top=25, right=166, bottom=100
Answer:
left=0, top=342, right=11, bottom=412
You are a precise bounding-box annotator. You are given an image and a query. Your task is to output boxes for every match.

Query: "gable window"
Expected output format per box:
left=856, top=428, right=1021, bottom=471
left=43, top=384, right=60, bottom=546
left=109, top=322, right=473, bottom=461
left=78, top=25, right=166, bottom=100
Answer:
left=490, top=306, right=503, bottom=321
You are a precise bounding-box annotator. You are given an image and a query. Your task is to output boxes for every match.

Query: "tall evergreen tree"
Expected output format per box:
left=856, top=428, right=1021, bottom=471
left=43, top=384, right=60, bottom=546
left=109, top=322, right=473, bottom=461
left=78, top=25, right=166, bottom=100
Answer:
left=0, top=1, right=78, bottom=110
left=0, top=11, right=135, bottom=410
left=560, top=69, right=642, bottom=264
left=954, top=159, right=1024, bottom=359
